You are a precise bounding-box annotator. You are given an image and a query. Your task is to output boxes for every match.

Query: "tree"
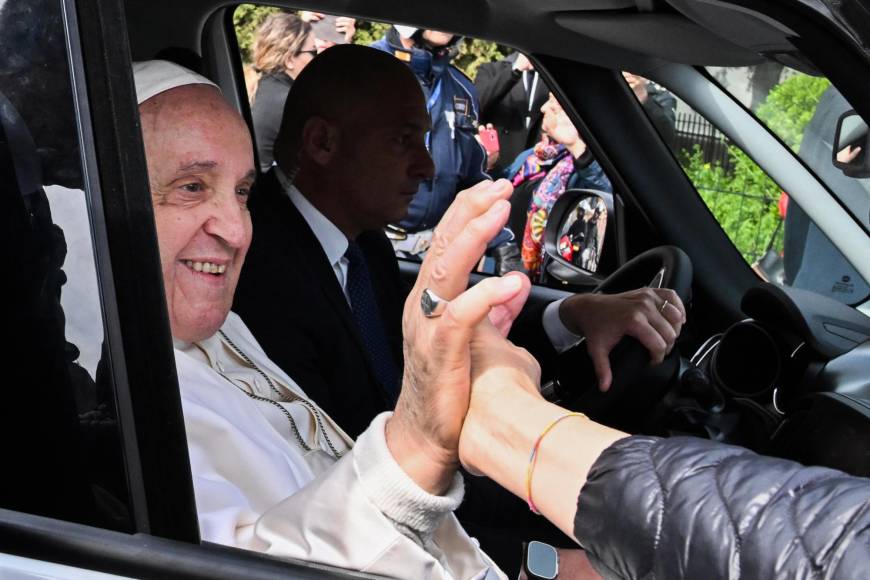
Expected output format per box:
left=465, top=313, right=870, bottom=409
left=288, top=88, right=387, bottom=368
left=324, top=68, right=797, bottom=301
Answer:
left=234, top=4, right=281, bottom=64
left=756, top=73, right=830, bottom=151
left=678, top=72, right=830, bottom=264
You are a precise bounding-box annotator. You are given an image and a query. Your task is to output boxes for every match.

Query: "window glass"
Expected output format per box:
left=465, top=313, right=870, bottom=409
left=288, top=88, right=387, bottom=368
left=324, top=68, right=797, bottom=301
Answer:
left=233, top=6, right=614, bottom=284
left=631, top=69, right=870, bottom=305
left=0, top=0, right=132, bottom=531
left=708, top=65, right=870, bottom=232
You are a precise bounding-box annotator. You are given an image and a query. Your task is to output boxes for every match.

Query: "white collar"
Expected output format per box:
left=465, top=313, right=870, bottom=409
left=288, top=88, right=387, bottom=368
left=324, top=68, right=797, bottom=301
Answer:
left=275, top=168, right=349, bottom=268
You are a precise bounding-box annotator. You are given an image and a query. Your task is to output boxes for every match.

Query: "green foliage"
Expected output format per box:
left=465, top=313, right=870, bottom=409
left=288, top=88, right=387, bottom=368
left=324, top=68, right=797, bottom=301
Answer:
left=234, top=4, right=282, bottom=63
left=679, top=72, right=830, bottom=265
left=756, top=74, right=830, bottom=151
left=454, top=38, right=511, bottom=79
left=350, top=21, right=391, bottom=47
left=680, top=145, right=783, bottom=263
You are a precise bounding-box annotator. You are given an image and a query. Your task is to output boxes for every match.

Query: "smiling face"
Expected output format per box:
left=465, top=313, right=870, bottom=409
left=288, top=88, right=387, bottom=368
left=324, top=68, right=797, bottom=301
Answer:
left=139, top=85, right=255, bottom=342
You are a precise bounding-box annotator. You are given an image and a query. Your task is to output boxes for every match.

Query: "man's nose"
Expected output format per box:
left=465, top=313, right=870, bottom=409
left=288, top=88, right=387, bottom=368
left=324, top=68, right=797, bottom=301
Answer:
left=204, top=193, right=248, bottom=248
left=413, top=148, right=435, bottom=181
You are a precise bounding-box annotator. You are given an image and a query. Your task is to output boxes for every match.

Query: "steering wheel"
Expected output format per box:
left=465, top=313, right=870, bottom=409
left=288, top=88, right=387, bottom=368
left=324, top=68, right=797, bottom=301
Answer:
left=555, top=245, right=693, bottom=428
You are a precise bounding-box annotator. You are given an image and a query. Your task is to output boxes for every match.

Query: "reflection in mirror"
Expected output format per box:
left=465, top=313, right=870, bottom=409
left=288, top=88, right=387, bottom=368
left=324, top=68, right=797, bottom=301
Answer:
left=833, top=111, right=870, bottom=178
left=556, top=195, right=608, bottom=273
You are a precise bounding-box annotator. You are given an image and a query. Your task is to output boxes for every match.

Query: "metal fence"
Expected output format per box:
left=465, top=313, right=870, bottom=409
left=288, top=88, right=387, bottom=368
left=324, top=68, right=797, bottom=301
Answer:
left=674, top=111, right=783, bottom=265
left=674, top=111, right=732, bottom=171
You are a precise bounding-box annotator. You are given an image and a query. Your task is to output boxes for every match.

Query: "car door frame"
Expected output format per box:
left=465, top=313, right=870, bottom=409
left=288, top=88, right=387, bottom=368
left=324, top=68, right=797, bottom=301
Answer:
left=0, top=0, right=381, bottom=577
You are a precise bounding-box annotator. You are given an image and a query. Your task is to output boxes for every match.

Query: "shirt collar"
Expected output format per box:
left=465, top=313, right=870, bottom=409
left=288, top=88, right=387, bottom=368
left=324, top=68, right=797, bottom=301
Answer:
left=275, top=168, right=349, bottom=267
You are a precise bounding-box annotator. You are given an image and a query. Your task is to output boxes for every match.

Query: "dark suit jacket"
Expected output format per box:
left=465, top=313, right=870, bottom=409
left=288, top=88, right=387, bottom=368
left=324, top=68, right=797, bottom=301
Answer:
left=475, top=55, right=549, bottom=176
left=234, top=170, right=561, bottom=439
left=233, top=170, right=405, bottom=438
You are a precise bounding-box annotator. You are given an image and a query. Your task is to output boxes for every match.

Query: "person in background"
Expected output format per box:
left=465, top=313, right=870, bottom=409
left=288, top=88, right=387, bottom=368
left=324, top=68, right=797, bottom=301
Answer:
left=475, top=52, right=549, bottom=177
left=249, top=13, right=316, bottom=171
left=622, top=72, right=678, bottom=147
left=370, top=26, right=524, bottom=274
left=504, top=94, right=612, bottom=278
left=233, top=45, right=685, bottom=574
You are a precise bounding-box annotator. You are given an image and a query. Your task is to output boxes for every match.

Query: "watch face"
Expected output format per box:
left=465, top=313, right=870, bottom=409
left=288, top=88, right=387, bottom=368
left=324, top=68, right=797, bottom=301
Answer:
left=526, top=540, right=558, bottom=579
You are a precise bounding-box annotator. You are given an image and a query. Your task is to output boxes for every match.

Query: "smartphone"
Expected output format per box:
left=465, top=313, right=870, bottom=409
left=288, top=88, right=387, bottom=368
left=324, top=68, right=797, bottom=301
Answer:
left=479, top=128, right=500, bottom=154
left=310, top=15, right=345, bottom=45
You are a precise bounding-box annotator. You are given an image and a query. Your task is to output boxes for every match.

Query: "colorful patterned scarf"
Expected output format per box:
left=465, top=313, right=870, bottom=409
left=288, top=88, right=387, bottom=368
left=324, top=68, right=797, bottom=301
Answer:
left=512, top=143, right=575, bottom=277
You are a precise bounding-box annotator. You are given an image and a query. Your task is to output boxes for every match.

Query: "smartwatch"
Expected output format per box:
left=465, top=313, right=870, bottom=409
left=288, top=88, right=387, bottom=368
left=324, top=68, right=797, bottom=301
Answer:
left=522, top=540, right=559, bottom=579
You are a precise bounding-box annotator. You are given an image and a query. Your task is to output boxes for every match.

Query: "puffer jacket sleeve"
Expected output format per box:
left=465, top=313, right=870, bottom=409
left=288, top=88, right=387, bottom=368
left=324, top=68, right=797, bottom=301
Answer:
left=574, top=435, right=870, bottom=579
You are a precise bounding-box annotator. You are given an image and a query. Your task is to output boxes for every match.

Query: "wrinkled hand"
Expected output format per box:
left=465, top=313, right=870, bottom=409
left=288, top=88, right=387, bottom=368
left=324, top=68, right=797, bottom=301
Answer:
left=559, top=288, right=685, bottom=391
left=387, top=179, right=532, bottom=493
left=335, top=16, right=356, bottom=42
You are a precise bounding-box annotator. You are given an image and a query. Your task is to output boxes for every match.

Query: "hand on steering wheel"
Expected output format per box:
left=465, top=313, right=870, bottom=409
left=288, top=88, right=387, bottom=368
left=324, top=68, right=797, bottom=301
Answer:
left=557, top=246, right=693, bottom=426
left=559, top=287, right=686, bottom=392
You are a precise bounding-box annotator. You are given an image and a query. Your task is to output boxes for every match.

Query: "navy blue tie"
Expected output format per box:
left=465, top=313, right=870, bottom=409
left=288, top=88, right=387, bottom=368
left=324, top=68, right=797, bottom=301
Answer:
left=344, top=242, right=400, bottom=403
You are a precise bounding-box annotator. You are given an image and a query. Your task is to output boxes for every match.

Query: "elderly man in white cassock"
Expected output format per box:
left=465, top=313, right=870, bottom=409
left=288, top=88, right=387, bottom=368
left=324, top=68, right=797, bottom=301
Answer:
left=133, top=59, right=518, bottom=579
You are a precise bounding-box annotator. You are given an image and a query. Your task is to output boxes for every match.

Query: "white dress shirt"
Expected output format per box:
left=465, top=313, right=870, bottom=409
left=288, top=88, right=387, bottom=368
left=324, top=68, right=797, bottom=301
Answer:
left=277, top=168, right=351, bottom=301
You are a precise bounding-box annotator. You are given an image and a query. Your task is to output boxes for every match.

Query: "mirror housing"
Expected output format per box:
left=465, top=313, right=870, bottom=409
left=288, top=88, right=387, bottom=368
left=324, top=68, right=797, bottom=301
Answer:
left=542, top=189, right=623, bottom=285
left=832, top=110, right=870, bottom=178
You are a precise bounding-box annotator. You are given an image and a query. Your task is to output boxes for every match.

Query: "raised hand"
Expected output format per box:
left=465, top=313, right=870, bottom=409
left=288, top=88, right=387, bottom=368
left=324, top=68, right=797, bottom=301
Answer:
left=385, top=179, right=532, bottom=493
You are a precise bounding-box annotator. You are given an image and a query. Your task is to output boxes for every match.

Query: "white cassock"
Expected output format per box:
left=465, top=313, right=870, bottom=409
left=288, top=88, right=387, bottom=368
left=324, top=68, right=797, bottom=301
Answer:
left=175, top=312, right=504, bottom=579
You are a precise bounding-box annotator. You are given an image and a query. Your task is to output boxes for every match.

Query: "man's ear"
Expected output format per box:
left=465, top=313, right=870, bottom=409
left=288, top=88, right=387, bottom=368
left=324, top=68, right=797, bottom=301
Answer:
left=299, top=116, right=339, bottom=166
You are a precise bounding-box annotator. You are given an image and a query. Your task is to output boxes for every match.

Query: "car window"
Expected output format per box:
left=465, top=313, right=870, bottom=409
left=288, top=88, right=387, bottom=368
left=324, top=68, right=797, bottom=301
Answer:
left=709, top=65, right=870, bottom=233
left=232, top=5, right=616, bottom=284
left=0, top=0, right=132, bottom=531
left=631, top=70, right=870, bottom=306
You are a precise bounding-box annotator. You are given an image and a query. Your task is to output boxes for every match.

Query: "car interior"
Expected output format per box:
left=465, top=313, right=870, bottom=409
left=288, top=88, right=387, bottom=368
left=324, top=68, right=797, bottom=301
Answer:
left=2, top=0, right=869, bottom=578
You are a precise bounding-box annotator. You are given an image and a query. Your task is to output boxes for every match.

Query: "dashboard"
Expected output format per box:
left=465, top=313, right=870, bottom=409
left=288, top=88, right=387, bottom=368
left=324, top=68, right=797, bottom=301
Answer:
left=684, top=283, right=870, bottom=476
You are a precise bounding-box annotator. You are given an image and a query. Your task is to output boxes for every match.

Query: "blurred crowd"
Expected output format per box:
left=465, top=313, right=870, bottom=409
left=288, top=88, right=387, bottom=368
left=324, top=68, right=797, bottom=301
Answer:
left=248, top=13, right=677, bottom=279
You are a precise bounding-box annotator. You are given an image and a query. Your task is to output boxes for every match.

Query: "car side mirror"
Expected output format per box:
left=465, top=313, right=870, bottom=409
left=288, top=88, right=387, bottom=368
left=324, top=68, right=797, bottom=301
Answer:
left=542, top=189, right=621, bottom=285
left=832, top=110, right=870, bottom=178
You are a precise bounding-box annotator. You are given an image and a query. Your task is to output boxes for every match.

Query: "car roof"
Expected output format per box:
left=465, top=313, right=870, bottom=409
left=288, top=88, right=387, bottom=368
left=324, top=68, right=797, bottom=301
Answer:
left=124, top=0, right=862, bottom=73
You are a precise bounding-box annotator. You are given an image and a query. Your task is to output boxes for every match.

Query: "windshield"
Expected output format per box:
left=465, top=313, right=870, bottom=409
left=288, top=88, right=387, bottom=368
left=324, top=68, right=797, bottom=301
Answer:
left=696, top=65, right=870, bottom=306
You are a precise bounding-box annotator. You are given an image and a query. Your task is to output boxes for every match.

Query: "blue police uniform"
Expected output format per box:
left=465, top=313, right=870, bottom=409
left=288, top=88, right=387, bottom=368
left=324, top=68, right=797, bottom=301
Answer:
left=371, top=29, right=490, bottom=233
